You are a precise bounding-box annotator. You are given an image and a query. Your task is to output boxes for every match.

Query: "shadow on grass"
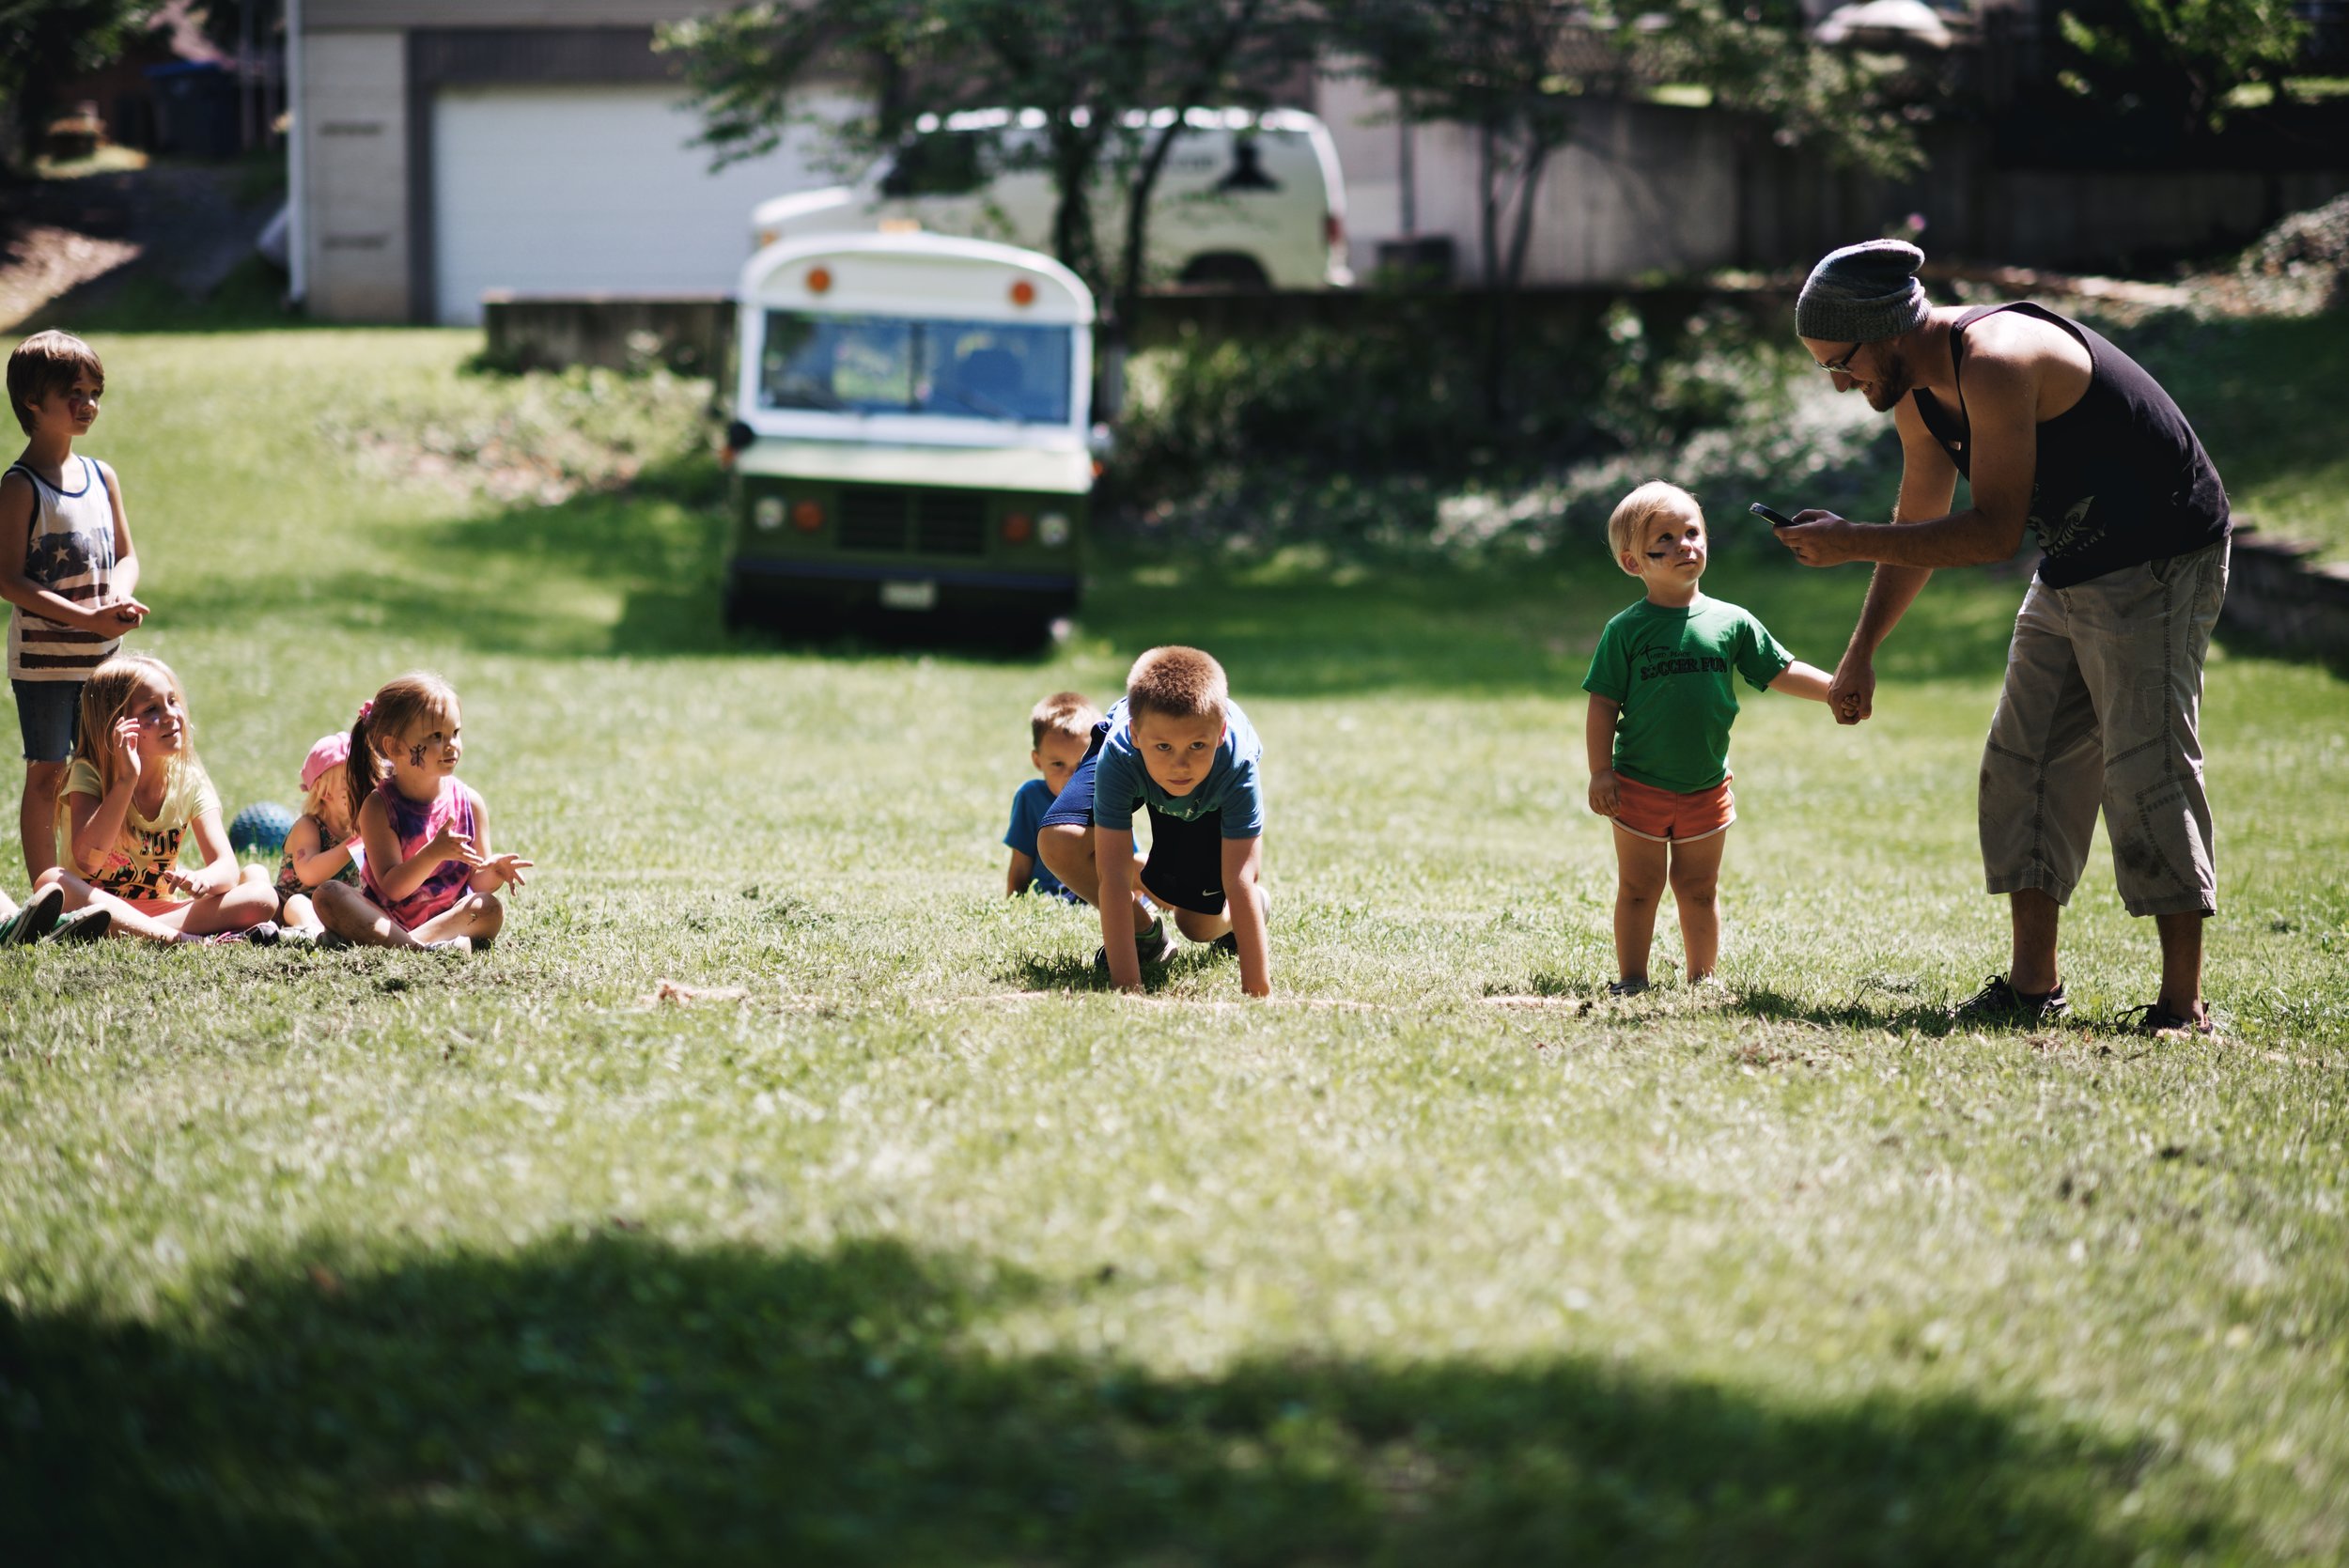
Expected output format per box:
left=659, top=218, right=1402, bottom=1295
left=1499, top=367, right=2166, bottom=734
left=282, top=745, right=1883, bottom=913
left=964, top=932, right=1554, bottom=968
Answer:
left=0, top=1232, right=2221, bottom=1566
left=1001, top=945, right=1238, bottom=993
left=1731, top=984, right=1971, bottom=1037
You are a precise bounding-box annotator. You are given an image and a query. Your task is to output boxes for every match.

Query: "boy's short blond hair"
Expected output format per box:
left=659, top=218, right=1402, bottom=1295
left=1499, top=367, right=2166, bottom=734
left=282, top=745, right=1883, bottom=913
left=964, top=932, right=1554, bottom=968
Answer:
left=1029, top=691, right=1100, bottom=747
left=1125, top=645, right=1228, bottom=724
left=1607, top=480, right=1702, bottom=563
left=8, top=330, right=103, bottom=435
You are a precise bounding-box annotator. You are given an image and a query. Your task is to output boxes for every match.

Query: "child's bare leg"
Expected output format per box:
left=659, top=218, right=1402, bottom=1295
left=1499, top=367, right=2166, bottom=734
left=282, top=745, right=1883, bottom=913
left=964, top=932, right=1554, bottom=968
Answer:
left=1667, top=829, right=1728, bottom=982
left=1036, top=824, right=1152, bottom=935
left=1610, top=823, right=1670, bottom=983
left=412, top=892, right=502, bottom=946
left=314, top=880, right=427, bottom=949
left=21, top=760, right=65, bottom=881
left=280, top=891, right=321, bottom=934
left=172, top=877, right=283, bottom=935
left=38, top=867, right=194, bottom=943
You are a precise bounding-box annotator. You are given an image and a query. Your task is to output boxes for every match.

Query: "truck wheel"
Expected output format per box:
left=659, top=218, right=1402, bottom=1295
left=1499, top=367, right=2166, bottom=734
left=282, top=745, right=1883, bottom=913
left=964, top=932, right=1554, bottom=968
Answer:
left=1178, top=253, right=1271, bottom=290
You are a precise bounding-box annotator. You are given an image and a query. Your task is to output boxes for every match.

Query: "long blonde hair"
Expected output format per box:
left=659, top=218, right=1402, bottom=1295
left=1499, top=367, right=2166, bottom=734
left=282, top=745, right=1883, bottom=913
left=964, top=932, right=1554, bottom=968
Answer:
left=303, top=766, right=359, bottom=838
left=58, top=653, right=196, bottom=808
left=348, top=671, right=459, bottom=808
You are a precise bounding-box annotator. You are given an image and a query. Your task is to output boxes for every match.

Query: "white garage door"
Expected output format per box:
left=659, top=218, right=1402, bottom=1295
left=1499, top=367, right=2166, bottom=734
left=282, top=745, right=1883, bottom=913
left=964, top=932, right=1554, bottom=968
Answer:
left=432, top=83, right=859, bottom=325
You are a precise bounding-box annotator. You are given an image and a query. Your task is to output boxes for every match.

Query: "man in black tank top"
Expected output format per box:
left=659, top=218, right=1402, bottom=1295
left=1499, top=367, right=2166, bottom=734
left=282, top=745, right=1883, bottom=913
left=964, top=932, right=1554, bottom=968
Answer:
left=1772, top=241, right=2231, bottom=1038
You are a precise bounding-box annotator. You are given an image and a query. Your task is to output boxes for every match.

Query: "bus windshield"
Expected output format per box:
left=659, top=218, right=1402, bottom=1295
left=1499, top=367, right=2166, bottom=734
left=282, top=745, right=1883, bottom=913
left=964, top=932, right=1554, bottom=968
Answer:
left=759, top=312, right=1075, bottom=425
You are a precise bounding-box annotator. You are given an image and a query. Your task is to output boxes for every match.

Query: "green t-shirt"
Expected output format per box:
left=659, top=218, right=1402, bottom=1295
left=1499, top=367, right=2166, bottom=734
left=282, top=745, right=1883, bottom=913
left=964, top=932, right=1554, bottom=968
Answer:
left=1580, top=594, right=1793, bottom=794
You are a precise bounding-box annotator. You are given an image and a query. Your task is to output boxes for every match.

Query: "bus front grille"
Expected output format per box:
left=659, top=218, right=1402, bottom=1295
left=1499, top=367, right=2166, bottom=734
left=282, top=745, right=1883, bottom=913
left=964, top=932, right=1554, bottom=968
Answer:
left=916, top=491, right=988, bottom=554
left=838, top=488, right=910, bottom=551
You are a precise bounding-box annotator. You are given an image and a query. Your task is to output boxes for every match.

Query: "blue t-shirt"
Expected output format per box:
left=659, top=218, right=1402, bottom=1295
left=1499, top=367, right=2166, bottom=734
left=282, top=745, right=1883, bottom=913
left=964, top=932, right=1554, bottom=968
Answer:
left=1091, top=696, right=1265, bottom=839
left=1003, top=778, right=1072, bottom=897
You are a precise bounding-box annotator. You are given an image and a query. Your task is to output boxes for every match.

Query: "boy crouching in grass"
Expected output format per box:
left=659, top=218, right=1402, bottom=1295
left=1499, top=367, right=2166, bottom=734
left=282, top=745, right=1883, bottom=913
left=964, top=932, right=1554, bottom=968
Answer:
left=1583, top=482, right=1835, bottom=994
left=1004, top=691, right=1097, bottom=900
left=1037, top=646, right=1271, bottom=996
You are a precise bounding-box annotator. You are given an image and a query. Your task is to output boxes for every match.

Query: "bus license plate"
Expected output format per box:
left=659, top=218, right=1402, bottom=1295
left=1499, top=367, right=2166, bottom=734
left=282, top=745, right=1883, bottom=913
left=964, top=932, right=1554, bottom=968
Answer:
left=879, top=579, right=938, bottom=611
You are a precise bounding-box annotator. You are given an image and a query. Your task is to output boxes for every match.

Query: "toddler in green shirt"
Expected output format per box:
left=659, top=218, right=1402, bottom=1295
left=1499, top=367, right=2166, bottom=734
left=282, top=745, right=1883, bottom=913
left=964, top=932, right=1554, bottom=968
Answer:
left=1582, top=482, right=1835, bottom=993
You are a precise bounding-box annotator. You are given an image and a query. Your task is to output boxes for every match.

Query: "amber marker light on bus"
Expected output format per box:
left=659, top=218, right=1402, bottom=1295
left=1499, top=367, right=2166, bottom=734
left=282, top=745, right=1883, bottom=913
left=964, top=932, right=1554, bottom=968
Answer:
left=792, top=500, right=825, bottom=532
left=1003, top=511, right=1034, bottom=544
left=807, top=266, right=832, bottom=294
left=1009, top=278, right=1036, bottom=307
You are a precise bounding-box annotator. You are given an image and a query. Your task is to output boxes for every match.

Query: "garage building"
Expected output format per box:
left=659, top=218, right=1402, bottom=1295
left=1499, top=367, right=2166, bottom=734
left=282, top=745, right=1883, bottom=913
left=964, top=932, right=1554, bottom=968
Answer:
left=290, top=0, right=854, bottom=324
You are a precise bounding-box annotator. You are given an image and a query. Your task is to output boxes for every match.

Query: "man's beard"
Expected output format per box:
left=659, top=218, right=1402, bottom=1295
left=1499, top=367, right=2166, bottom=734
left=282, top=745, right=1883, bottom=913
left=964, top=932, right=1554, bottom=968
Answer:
left=1860, top=349, right=1914, bottom=411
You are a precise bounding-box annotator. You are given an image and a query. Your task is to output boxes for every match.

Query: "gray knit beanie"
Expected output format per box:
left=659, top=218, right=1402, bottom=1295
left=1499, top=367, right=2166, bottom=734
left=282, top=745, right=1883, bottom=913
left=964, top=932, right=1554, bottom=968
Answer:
left=1796, top=240, right=1930, bottom=344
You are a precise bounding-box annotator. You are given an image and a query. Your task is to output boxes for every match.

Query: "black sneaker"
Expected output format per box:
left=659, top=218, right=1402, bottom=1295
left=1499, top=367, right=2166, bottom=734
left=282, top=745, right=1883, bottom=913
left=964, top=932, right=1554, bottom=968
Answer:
left=1209, top=932, right=1238, bottom=957
left=1094, top=923, right=1177, bottom=972
left=1950, top=973, right=2069, bottom=1026
left=43, top=906, right=111, bottom=944
left=2114, top=1001, right=2216, bottom=1039
left=0, top=885, right=64, bottom=946
left=1607, top=977, right=1649, bottom=998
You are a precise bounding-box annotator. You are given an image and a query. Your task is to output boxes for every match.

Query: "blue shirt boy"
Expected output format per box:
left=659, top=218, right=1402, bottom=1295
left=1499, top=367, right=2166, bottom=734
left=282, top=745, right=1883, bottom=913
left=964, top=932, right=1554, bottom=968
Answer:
left=1003, top=778, right=1076, bottom=899
left=1090, top=695, right=1266, bottom=837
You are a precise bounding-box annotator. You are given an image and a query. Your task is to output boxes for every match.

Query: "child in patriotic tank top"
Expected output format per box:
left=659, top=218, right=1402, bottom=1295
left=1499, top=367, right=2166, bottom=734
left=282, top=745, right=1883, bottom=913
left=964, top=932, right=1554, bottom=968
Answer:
left=5, top=331, right=149, bottom=881
left=333, top=672, right=530, bottom=953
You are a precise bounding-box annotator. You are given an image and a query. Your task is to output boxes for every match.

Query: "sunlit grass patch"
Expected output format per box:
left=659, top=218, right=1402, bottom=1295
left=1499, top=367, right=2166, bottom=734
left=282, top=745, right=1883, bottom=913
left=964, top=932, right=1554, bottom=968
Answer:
left=0, top=327, right=2342, bottom=1563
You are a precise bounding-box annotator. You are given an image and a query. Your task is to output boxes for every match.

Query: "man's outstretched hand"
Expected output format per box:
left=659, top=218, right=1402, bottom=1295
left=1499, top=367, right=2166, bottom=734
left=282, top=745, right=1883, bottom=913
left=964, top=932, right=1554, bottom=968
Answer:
left=1828, top=655, right=1875, bottom=725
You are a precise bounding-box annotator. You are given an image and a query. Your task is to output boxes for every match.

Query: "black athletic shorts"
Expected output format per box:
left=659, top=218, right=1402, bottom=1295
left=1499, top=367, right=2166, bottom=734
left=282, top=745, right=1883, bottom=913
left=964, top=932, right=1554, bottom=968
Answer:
left=1039, top=720, right=1234, bottom=916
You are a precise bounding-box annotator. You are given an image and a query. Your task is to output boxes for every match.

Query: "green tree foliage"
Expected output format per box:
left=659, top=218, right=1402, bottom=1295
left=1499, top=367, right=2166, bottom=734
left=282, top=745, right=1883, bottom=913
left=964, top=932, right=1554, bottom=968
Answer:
left=657, top=0, right=1321, bottom=339
left=1627, top=0, right=1931, bottom=179
left=0, top=0, right=154, bottom=168
left=1326, top=0, right=1923, bottom=416
left=2055, top=0, right=2309, bottom=133
left=1330, top=0, right=1923, bottom=296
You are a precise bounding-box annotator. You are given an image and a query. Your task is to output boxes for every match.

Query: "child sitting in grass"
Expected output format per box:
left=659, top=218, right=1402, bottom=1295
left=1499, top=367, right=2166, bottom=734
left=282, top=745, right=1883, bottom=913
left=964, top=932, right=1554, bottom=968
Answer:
left=1004, top=691, right=1097, bottom=900
left=1037, top=646, right=1271, bottom=997
left=1583, top=482, right=1835, bottom=994
left=272, top=727, right=369, bottom=942
left=326, top=671, right=529, bottom=954
left=37, top=652, right=282, bottom=944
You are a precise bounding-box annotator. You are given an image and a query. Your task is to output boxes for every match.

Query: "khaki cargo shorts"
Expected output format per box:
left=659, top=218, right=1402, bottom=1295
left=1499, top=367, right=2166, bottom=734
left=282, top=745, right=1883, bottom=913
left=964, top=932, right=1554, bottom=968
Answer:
left=1978, top=537, right=2228, bottom=917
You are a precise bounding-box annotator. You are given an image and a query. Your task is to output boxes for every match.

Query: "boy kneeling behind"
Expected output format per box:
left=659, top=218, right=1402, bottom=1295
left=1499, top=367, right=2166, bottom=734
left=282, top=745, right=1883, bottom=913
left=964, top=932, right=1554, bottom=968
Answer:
left=1037, top=646, right=1271, bottom=996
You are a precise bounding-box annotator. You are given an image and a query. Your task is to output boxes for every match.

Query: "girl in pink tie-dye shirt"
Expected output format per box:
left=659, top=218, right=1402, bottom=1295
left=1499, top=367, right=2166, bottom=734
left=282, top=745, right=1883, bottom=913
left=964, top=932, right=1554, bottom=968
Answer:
left=332, top=671, right=532, bottom=953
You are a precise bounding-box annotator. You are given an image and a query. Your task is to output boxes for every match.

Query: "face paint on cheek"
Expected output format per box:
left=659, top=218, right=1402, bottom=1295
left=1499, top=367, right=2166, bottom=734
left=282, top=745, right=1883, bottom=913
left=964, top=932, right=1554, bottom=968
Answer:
left=409, top=744, right=427, bottom=768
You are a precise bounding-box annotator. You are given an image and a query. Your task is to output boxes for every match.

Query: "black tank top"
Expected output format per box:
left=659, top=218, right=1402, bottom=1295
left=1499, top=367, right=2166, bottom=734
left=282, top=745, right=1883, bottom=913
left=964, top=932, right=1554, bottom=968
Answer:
left=1910, top=303, right=2229, bottom=588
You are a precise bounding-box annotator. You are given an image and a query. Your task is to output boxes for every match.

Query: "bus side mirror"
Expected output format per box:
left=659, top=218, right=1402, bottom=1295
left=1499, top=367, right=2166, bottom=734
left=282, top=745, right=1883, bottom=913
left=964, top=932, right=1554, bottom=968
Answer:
left=725, top=419, right=755, bottom=455
left=1087, top=422, right=1116, bottom=460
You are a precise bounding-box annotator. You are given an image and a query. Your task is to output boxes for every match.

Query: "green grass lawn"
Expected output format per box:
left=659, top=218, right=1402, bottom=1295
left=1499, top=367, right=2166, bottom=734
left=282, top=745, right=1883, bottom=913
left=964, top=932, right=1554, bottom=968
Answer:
left=2, top=329, right=2345, bottom=1565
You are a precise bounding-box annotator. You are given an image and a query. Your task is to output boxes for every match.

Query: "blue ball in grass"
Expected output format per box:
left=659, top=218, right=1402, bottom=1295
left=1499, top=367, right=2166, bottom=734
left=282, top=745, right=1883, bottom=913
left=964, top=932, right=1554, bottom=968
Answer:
left=228, top=800, right=296, bottom=856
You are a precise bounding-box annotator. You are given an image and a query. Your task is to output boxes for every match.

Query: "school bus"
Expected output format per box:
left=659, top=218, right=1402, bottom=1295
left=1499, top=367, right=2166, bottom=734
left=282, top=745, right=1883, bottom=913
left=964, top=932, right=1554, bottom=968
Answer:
left=723, top=232, right=1096, bottom=643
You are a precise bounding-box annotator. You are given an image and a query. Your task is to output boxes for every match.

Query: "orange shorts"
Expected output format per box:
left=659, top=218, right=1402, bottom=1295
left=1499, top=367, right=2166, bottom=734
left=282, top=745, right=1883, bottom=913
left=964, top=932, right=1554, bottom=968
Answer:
left=1612, top=774, right=1735, bottom=844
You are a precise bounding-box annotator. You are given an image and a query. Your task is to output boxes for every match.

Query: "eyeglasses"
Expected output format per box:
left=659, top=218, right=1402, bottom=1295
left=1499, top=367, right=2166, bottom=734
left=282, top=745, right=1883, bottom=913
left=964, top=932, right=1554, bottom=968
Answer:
left=1815, top=341, right=1864, bottom=375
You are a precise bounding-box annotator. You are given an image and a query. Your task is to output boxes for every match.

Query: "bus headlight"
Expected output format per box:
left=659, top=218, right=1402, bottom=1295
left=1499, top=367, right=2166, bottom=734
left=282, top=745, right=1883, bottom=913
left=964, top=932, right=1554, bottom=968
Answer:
left=754, top=497, right=785, bottom=531
left=1038, top=511, right=1071, bottom=547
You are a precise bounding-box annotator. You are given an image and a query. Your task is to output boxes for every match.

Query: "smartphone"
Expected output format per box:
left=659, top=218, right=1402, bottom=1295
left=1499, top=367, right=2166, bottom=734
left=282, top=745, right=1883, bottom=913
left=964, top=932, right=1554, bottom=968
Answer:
left=1750, top=502, right=1796, bottom=529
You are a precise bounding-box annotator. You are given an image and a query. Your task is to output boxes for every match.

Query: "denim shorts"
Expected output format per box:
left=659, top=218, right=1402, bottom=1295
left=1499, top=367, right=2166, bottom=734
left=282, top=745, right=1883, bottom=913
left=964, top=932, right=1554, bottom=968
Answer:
left=12, top=677, right=82, bottom=763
